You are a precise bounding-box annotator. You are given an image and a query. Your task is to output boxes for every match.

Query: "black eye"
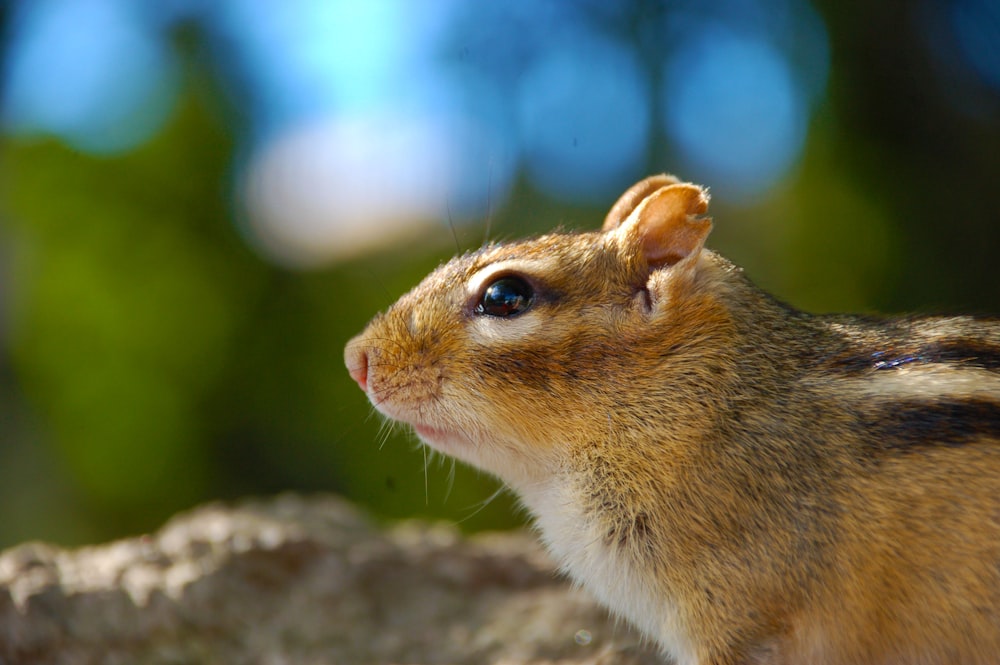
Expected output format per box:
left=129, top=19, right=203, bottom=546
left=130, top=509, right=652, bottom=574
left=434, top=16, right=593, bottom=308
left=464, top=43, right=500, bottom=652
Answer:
left=476, top=276, right=534, bottom=318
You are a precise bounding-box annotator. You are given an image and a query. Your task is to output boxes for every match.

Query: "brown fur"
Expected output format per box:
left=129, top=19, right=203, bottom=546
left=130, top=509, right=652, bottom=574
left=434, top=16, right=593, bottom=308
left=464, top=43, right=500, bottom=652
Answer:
left=346, top=175, right=1000, bottom=664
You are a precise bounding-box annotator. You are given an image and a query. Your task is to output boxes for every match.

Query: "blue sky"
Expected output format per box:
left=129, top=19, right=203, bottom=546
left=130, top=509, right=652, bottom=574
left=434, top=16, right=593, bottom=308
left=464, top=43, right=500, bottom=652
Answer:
left=2, top=0, right=992, bottom=263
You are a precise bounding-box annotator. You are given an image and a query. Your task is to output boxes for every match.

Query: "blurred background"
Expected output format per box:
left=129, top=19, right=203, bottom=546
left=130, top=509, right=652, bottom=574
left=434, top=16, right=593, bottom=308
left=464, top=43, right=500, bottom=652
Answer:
left=0, top=0, right=997, bottom=549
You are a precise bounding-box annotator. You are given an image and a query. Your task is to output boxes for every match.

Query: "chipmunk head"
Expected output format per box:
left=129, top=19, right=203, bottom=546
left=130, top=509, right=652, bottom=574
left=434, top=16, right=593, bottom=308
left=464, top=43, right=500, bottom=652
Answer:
left=345, top=175, right=725, bottom=486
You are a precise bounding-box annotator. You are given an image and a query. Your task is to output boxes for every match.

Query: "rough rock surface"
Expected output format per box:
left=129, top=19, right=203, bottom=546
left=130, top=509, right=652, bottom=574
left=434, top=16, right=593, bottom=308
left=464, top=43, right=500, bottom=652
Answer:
left=0, top=494, right=662, bottom=664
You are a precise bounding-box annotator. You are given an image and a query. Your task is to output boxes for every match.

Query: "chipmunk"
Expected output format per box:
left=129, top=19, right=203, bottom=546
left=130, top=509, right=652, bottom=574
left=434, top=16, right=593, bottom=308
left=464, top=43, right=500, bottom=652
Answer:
left=344, top=175, right=1000, bottom=665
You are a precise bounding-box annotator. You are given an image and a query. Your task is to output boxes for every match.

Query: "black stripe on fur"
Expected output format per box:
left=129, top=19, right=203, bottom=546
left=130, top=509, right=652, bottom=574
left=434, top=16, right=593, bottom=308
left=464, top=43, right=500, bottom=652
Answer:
left=826, top=340, right=1000, bottom=374
left=864, top=398, right=1000, bottom=451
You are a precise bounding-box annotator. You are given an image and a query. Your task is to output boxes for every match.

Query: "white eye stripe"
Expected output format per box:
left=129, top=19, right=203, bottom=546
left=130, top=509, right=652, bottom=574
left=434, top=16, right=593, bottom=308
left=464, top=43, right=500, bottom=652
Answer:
left=469, top=309, right=543, bottom=343
left=467, top=258, right=558, bottom=301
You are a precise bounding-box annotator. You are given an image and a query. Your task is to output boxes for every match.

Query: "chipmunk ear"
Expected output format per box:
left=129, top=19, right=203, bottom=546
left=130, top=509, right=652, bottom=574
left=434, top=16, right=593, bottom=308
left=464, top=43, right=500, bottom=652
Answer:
left=602, top=174, right=681, bottom=231
left=610, top=182, right=712, bottom=270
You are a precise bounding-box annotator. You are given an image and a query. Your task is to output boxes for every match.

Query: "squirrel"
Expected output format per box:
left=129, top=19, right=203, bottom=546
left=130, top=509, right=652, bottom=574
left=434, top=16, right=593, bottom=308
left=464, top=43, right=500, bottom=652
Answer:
left=344, top=174, right=1000, bottom=665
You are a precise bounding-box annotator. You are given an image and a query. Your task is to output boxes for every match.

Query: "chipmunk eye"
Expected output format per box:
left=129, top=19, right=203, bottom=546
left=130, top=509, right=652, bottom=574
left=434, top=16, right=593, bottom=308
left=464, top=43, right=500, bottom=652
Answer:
left=476, top=276, right=534, bottom=318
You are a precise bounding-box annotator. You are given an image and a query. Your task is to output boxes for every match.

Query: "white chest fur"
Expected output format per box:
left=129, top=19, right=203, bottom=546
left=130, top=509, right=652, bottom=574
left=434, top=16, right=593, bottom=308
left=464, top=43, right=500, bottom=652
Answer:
left=517, top=477, right=696, bottom=665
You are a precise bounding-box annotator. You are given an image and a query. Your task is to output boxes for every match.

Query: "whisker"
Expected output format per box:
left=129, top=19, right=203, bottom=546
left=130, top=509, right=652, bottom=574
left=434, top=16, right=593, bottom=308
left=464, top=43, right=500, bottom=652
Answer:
left=483, top=160, right=494, bottom=247
left=358, top=335, right=410, bottom=355
left=422, top=441, right=430, bottom=506
left=454, top=483, right=509, bottom=526
left=328, top=416, right=370, bottom=449
left=364, top=268, right=394, bottom=303
left=446, top=199, right=461, bottom=253
left=444, top=458, right=457, bottom=502
left=376, top=418, right=396, bottom=450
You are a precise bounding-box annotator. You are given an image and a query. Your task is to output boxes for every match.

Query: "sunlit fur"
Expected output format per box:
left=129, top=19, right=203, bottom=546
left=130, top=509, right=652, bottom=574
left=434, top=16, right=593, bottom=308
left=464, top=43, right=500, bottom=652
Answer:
left=345, top=176, right=1000, bottom=665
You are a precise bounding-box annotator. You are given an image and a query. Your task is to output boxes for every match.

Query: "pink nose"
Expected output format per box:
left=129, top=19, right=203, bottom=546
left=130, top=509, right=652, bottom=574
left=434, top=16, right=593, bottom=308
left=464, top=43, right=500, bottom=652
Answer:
left=345, top=344, right=369, bottom=392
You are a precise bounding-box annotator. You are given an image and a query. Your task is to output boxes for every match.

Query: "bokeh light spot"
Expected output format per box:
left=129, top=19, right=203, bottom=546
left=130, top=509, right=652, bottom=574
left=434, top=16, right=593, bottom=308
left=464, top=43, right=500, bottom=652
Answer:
left=949, top=0, right=1000, bottom=91
left=1, top=0, right=178, bottom=153
left=240, top=76, right=517, bottom=268
left=215, top=0, right=451, bottom=140
left=517, top=33, right=651, bottom=202
left=662, top=26, right=808, bottom=199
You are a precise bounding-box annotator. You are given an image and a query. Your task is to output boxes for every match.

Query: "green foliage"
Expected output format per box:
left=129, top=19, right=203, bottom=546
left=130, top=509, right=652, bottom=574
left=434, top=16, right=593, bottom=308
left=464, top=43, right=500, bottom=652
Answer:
left=0, top=1, right=997, bottom=549
left=3, top=97, right=251, bottom=534
left=0, top=96, right=523, bottom=547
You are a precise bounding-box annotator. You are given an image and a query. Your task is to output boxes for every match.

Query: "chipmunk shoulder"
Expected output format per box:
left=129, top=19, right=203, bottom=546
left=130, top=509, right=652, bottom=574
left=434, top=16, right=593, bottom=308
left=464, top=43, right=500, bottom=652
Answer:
left=345, top=174, right=1000, bottom=665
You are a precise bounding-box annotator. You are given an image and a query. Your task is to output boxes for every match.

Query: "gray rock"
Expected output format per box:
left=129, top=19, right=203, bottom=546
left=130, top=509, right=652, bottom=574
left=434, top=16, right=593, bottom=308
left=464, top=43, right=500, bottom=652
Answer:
left=0, top=494, right=662, bottom=664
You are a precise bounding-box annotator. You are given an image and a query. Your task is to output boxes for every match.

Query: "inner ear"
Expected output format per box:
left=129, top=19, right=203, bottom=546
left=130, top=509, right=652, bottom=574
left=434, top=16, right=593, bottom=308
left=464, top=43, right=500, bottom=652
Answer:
left=602, top=174, right=681, bottom=232
left=620, top=183, right=712, bottom=270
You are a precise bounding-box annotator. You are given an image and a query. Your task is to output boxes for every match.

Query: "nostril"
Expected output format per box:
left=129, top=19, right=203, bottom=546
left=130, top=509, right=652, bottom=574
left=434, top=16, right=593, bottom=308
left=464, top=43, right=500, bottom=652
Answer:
left=346, top=346, right=369, bottom=392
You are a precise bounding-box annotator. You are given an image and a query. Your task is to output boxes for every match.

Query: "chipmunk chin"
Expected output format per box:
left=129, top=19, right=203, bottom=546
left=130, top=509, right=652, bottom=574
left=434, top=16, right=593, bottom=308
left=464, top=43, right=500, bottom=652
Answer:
left=412, top=422, right=475, bottom=455
left=371, top=400, right=474, bottom=455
